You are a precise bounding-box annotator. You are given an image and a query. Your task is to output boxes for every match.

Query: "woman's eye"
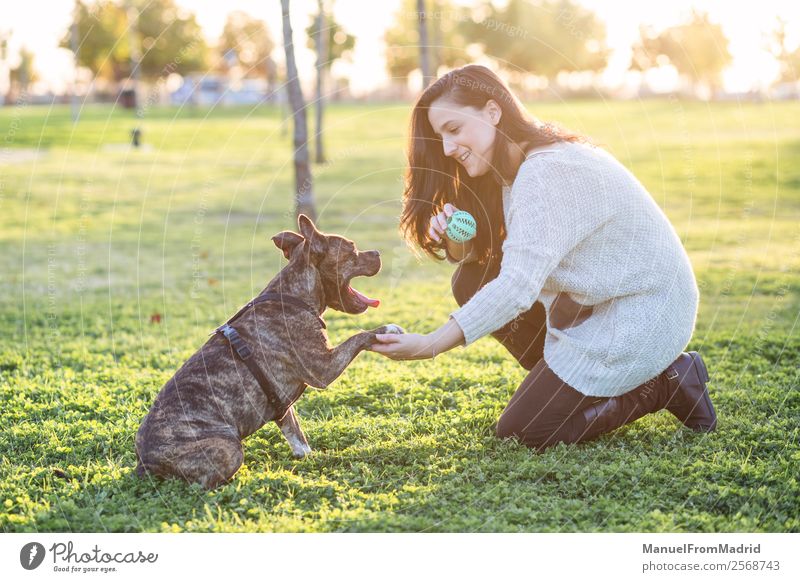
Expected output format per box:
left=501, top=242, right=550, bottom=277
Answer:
left=450, top=127, right=460, bottom=135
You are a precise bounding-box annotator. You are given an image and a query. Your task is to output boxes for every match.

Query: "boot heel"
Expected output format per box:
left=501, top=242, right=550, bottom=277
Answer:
left=689, top=351, right=709, bottom=383
left=666, top=351, right=717, bottom=432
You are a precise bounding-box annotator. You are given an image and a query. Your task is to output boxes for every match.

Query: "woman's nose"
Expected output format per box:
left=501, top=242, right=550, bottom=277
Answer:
left=442, top=139, right=458, bottom=157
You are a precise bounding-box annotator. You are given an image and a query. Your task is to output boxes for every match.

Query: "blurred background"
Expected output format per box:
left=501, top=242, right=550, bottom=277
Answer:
left=1, top=0, right=798, bottom=107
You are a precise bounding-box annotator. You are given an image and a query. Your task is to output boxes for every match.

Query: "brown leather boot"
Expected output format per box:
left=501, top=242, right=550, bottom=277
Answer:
left=578, top=352, right=717, bottom=443
left=663, top=351, right=717, bottom=432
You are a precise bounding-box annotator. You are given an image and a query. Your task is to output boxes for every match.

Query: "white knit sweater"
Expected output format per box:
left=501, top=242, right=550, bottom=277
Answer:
left=449, top=141, right=699, bottom=397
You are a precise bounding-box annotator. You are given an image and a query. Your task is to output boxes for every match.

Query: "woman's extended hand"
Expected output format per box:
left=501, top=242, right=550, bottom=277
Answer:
left=428, top=203, right=458, bottom=243
left=370, top=332, right=436, bottom=361
left=370, top=319, right=466, bottom=361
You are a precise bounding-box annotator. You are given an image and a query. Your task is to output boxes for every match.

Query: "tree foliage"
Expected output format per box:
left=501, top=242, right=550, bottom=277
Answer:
left=218, top=10, right=275, bottom=79
left=305, top=5, right=355, bottom=70
left=629, top=11, right=732, bottom=92
left=767, top=17, right=800, bottom=84
left=9, top=47, right=38, bottom=93
left=384, top=0, right=469, bottom=81
left=61, top=0, right=207, bottom=82
left=464, top=0, right=608, bottom=79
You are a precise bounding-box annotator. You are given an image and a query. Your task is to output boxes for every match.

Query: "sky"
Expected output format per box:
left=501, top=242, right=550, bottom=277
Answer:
left=0, top=0, right=798, bottom=96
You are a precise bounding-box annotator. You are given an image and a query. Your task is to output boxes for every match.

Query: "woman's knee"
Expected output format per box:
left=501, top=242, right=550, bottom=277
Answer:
left=495, top=416, right=550, bottom=450
left=495, top=364, right=589, bottom=448
left=495, top=410, right=518, bottom=441
left=495, top=405, right=547, bottom=443
left=495, top=412, right=571, bottom=450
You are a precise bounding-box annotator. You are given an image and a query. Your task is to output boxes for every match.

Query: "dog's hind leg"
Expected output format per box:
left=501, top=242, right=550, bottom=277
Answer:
left=179, top=435, right=244, bottom=489
left=140, top=435, right=244, bottom=490
left=276, top=405, right=312, bottom=458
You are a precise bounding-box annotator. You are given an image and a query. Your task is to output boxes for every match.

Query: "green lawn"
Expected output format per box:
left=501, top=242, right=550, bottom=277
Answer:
left=1, top=100, right=798, bottom=532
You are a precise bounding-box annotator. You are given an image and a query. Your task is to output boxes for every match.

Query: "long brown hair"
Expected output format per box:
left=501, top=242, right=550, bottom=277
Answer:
left=400, top=64, right=586, bottom=263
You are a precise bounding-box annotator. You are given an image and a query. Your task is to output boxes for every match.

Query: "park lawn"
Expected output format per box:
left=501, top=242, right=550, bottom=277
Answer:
left=0, top=100, right=798, bottom=532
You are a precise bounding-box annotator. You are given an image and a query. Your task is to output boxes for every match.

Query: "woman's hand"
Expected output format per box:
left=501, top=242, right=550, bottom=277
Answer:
left=370, top=319, right=465, bottom=361
left=428, top=203, right=458, bottom=243
left=370, top=332, right=436, bottom=360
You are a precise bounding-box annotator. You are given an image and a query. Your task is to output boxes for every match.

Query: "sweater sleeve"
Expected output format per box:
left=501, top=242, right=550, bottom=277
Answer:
left=449, top=156, right=609, bottom=346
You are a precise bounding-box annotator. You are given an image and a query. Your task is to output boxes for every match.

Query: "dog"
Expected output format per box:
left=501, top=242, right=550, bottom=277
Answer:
left=135, top=215, right=404, bottom=489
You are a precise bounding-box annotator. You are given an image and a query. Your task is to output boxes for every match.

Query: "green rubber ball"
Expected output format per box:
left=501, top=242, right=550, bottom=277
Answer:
left=446, top=210, right=477, bottom=243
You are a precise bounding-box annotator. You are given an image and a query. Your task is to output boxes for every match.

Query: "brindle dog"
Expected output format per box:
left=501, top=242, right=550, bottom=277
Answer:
left=135, top=215, right=403, bottom=489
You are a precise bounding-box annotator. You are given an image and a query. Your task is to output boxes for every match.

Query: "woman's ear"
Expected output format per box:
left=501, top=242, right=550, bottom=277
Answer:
left=485, top=99, right=502, bottom=126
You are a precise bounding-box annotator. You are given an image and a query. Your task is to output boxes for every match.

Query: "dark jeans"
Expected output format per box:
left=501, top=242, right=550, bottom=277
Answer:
left=451, top=258, right=671, bottom=450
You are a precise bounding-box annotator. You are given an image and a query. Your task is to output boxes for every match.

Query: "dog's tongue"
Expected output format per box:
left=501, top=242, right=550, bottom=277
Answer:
left=349, top=286, right=380, bottom=308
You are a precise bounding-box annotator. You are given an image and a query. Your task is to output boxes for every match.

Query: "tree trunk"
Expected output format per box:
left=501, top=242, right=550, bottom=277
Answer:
left=417, top=0, right=432, bottom=88
left=126, top=1, right=141, bottom=115
left=265, top=57, right=278, bottom=102
left=280, top=0, right=317, bottom=222
left=281, top=86, right=289, bottom=137
left=70, top=5, right=80, bottom=123
left=431, top=0, right=441, bottom=77
left=0, top=30, right=9, bottom=105
left=314, top=0, right=327, bottom=164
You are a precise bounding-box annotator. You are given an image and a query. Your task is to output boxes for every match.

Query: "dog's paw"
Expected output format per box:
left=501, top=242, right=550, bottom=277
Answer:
left=291, top=443, right=312, bottom=459
left=380, top=324, right=405, bottom=335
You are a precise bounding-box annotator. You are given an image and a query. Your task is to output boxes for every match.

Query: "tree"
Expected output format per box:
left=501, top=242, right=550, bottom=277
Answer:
left=9, top=46, right=38, bottom=98
left=60, top=0, right=207, bottom=83
left=417, top=0, right=432, bottom=86
left=628, top=11, right=732, bottom=96
left=281, top=0, right=317, bottom=222
left=464, top=0, right=608, bottom=84
left=313, top=0, right=328, bottom=163
left=384, top=0, right=468, bottom=84
left=305, top=0, right=355, bottom=163
left=0, top=30, right=8, bottom=64
left=767, top=17, right=800, bottom=85
left=629, top=25, right=665, bottom=74
left=304, top=2, right=355, bottom=71
left=134, top=0, right=207, bottom=79
left=61, top=1, right=125, bottom=81
left=1, top=29, right=11, bottom=103
left=218, top=10, right=276, bottom=81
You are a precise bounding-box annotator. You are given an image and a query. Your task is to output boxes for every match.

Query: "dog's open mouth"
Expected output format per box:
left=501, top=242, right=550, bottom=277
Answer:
left=347, top=285, right=380, bottom=308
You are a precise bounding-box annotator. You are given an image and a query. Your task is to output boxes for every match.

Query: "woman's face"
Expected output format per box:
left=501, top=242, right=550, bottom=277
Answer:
left=427, top=98, right=501, bottom=177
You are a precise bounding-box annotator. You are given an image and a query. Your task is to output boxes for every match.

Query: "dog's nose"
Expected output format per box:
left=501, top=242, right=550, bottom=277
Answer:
left=367, top=250, right=380, bottom=258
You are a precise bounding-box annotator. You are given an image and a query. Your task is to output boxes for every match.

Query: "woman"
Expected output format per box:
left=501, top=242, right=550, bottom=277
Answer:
left=370, top=65, right=717, bottom=450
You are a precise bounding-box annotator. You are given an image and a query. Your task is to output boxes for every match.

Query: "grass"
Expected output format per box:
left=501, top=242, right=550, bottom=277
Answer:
left=0, top=99, right=798, bottom=532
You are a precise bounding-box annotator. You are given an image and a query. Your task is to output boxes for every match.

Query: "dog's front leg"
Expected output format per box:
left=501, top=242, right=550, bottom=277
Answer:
left=276, top=405, right=312, bottom=458
left=303, top=324, right=404, bottom=388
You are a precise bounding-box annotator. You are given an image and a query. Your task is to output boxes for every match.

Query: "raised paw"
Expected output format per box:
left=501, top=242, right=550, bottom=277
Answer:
left=373, top=323, right=405, bottom=335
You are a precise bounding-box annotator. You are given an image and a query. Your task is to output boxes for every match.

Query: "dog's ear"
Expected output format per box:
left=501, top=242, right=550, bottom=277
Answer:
left=271, top=230, right=304, bottom=259
left=297, top=214, right=320, bottom=238
left=297, top=214, right=326, bottom=257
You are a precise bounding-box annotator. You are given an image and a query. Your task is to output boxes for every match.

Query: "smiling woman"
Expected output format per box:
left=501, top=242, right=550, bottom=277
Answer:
left=370, top=64, right=717, bottom=453
left=400, top=65, right=585, bottom=265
